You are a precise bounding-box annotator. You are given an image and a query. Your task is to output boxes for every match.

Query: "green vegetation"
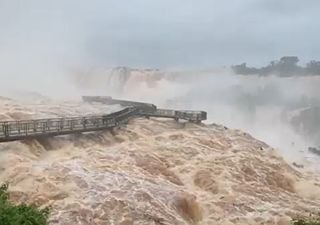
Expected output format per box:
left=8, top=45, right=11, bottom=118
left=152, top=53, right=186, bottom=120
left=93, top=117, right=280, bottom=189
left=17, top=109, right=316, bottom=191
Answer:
left=0, top=183, right=50, bottom=225
left=292, top=214, right=320, bottom=225
left=232, top=56, right=320, bottom=77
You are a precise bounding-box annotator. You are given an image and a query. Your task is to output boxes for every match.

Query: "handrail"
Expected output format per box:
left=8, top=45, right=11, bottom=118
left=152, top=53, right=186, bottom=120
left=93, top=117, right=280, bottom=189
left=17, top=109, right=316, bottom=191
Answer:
left=0, top=98, right=207, bottom=143
left=0, top=107, right=139, bottom=142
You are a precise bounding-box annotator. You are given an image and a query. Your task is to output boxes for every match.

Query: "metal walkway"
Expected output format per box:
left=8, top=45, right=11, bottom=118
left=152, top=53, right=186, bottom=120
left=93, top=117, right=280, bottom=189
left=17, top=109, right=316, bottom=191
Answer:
left=0, top=97, right=207, bottom=143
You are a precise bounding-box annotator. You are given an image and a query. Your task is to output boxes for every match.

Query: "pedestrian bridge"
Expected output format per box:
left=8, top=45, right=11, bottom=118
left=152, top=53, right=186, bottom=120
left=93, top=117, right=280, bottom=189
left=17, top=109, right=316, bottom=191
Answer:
left=0, top=97, right=207, bottom=143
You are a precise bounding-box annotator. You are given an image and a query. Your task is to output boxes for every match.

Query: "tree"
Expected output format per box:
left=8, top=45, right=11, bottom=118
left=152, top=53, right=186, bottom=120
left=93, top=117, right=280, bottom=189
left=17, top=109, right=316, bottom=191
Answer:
left=306, top=60, right=320, bottom=75
left=279, top=56, right=299, bottom=65
left=0, top=183, right=50, bottom=225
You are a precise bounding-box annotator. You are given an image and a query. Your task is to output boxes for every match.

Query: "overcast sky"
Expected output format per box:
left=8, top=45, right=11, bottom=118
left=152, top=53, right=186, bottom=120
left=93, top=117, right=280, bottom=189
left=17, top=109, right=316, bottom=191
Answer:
left=0, top=0, right=319, bottom=73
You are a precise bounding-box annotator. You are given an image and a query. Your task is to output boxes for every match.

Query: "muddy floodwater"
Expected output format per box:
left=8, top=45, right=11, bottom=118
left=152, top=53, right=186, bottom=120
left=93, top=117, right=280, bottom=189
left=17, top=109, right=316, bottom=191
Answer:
left=0, top=97, right=320, bottom=225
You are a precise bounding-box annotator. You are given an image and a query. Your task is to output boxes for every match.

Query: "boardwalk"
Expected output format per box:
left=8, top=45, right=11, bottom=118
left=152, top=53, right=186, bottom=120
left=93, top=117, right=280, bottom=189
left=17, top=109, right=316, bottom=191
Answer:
left=0, top=98, right=207, bottom=143
left=0, top=107, right=138, bottom=142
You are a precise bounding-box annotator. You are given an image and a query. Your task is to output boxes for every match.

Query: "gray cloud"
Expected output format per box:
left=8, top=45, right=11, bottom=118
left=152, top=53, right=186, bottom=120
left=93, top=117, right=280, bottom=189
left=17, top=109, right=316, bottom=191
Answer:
left=0, top=0, right=319, bottom=73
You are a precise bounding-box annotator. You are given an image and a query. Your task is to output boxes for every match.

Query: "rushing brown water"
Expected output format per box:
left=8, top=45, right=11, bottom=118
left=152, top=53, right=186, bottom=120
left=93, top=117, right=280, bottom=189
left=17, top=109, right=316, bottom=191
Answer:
left=1, top=96, right=320, bottom=225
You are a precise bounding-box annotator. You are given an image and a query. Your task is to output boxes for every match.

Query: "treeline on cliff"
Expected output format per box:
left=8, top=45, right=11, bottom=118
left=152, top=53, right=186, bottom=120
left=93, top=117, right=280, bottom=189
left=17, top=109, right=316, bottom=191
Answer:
left=232, top=56, right=320, bottom=77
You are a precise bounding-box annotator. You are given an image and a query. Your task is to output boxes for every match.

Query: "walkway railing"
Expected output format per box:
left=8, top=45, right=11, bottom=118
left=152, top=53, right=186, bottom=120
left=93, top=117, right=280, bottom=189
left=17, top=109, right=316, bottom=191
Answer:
left=0, top=107, right=138, bottom=142
left=0, top=97, right=207, bottom=143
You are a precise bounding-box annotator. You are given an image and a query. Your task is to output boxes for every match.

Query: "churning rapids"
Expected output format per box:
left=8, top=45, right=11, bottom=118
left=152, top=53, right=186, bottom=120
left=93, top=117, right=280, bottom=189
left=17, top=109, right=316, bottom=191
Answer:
left=1, top=95, right=320, bottom=225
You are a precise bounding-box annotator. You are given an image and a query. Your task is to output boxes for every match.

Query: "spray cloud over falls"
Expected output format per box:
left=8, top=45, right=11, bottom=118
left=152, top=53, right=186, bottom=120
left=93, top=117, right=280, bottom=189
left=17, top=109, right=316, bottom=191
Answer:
left=1, top=0, right=320, bottom=94
left=72, top=67, right=320, bottom=168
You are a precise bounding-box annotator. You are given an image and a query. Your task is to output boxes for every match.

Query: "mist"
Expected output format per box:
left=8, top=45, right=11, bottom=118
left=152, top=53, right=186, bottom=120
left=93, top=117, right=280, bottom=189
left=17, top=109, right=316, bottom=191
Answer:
left=1, top=0, right=320, bottom=86
left=162, top=71, right=320, bottom=163
left=69, top=66, right=320, bottom=168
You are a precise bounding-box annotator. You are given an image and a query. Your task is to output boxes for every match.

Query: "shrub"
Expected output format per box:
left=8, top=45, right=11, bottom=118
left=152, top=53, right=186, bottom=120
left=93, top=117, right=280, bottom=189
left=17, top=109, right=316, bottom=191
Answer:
left=292, top=213, right=320, bottom=225
left=0, top=183, right=50, bottom=225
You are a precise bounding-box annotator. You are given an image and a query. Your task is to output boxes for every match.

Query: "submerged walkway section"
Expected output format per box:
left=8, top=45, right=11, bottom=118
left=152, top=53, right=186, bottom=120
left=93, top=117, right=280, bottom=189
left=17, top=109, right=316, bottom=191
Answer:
left=0, top=97, right=207, bottom=143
